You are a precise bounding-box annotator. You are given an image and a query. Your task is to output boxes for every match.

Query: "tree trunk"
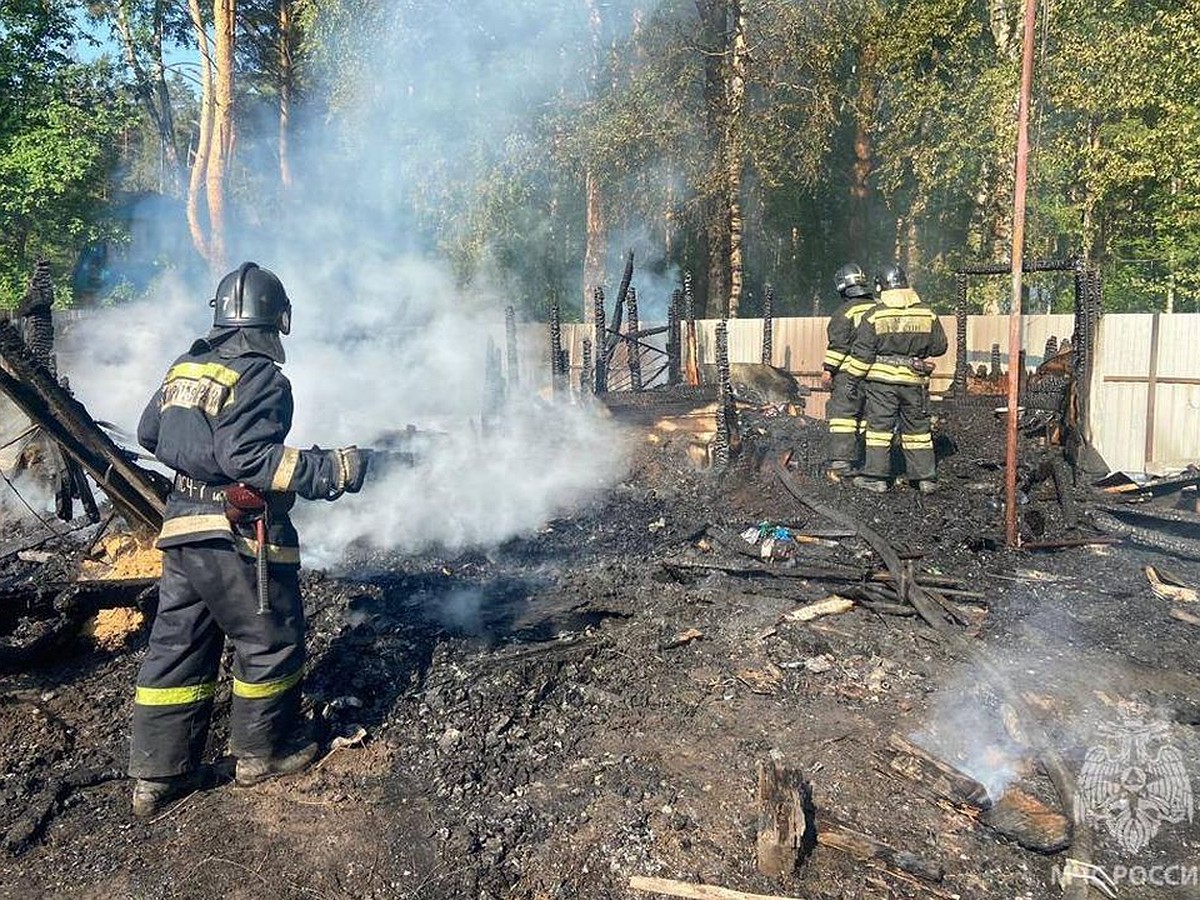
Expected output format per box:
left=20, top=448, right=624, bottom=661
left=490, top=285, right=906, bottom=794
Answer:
left=724, top=0, right=747, bottom=318
left=278, top=0, right=294, bottom=190
left=696, top=0, right=730, bottom=318
left=207, top=0, right=236, bottom=272
left=583, top=167, right=606, bottom=321
left=849, top=43, right=877, bottom=254
left=581, top=0, right=607, bottom=321
left=186, top=0, right=214, bottom=263
left=113, top=0, right=181, bottom=195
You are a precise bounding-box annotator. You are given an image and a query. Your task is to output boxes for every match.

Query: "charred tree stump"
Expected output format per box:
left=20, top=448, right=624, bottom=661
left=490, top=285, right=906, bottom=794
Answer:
left=713, top=320, right=736, bottom=467
left=592, top=287, right=608, bottom=394
left=580, top=338, right=594, bottom=398
left=626, top=285, right=642, bottom=391
left=504, top=305, right=519, bottom=390
left=667, top=289, right=682, bottom=386
left=18, top=260, right=56, bottom=377
left=953, top=274, right=968, bottom=391
left=756, top=755, right=809, bottom=877
left=16, top=263, right=99, bottom=524
left=684, top=274, right=700, bottom=387
left=1043, top=334, right=1058, bottom=361
left=990, top=343, right=1002, bottom=378
left=604, top=250, right=634, bottom=368
left=548, top=302, right=564, bottom=399
left=482, top=336, right=505, bottom=428
left=0, top=322, right=165, bottom=538
left=760, top=283, right=774, bottom=365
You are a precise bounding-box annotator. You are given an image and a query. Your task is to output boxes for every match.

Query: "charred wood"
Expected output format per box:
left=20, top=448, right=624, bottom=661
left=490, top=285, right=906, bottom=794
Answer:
left=816, top=816, right=944, bottom=884
left=504, top=305, right=519, bottom=389
left=668, top=289, right=682, bottom=385
left=3, top=760, right=126, bottom=855
left=761, top=284, right=774, bottom=365
left=755, top=754, right=811, bottom=877
left=592, top=287, right=608, bottom=393
left=885, top=733, right=992, bottom=809
left=627, top=285, right=642, bottom=391
left=0, top=322, right=166, bottom=537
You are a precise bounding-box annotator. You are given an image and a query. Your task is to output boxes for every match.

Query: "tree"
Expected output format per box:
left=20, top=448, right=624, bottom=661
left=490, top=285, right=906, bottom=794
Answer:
left=0, top=4, right=132, bottom=305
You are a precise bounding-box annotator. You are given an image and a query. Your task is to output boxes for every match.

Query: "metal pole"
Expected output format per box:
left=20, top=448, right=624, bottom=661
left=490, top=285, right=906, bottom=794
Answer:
left=1005, top=0, right=1038, bottom=548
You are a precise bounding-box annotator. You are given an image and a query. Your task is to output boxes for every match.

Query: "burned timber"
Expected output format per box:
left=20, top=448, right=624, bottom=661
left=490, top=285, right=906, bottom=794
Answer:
left=1, top=257, right=1199, bottom=900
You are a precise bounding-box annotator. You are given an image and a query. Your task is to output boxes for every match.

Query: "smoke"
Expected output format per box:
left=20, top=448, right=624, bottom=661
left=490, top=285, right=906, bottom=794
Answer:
left=908, top=590, right=1200, bottom=802
left=56, top=0, right=648, bottom=565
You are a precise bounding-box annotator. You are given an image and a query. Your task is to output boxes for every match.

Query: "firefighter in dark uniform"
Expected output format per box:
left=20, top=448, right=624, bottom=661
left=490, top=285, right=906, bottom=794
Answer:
left=822, top=263, right=876, bottom=480
left=129, top=262, right=370, bottom=817
left=843, top=263, right=947, bottom=493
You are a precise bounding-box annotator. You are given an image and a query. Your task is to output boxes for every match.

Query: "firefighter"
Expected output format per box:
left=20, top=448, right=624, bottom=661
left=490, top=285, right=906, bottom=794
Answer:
left=821, top=263, right=877, bottom=480
left=842, top=263, right=947, bottom=493
left=129, top=262, right=370, bottom=817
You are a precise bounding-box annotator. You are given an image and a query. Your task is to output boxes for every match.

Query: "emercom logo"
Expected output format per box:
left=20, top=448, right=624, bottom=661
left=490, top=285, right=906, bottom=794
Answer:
left=1074, top=717, right=1194, bottom=854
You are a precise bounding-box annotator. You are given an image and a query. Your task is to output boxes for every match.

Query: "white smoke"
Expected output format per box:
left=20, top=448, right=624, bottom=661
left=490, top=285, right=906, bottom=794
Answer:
left=55, top=0, right=647, bottom=565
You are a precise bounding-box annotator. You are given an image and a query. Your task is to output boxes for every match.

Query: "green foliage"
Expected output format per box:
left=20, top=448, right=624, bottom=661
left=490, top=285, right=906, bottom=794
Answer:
left=0, top=1, right=134, bottom=307
left=5, top=0, right=1200, bottom=317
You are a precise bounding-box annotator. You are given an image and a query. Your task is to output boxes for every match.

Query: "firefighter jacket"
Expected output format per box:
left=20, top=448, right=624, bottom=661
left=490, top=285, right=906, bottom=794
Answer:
left=822, top=292, right=877, bottom=374
left=137, top=328, right=346, bottom=567
left=843, top=288, right=948, bottom=385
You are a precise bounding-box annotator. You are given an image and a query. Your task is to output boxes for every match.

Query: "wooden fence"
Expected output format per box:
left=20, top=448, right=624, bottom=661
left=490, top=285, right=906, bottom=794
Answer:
left=545, top=314, right=1200, bottom=473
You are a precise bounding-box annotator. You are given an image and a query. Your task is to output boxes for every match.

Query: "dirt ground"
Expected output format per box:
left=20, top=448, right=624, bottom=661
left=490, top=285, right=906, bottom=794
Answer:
left=2, top=398, right=1199, bottom=900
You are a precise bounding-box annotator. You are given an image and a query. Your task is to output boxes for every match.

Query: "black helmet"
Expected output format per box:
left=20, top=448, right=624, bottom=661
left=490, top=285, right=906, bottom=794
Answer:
left=211, top=262, right=291, bottom=334
left=877, top=263, right=908, bottom=291
left=833, top=263, right=869, bottom=298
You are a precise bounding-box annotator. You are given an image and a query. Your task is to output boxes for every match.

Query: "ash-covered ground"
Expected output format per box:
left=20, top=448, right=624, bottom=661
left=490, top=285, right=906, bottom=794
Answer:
left=1, top=398, right=1199, bottom=900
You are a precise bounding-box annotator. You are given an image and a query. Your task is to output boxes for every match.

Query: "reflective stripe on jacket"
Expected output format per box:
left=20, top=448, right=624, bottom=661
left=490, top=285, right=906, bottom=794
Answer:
left=138, top=332, right=344, bottom=565
left=843, top=288, right=947, bottom=383
left=823, top=295, right=876, bottom=373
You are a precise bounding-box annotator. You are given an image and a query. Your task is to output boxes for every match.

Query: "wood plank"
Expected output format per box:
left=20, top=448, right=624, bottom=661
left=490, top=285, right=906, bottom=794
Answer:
left=629, top=876, right=806, bottom=900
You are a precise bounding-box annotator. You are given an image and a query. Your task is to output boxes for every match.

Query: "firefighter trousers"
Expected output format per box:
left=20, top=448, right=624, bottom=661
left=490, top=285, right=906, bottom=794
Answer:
left=861, top=380, right=935, bottom=482
left=129, top=542, right=305, bottom=778
left=826, top=371, right=864, bottom=465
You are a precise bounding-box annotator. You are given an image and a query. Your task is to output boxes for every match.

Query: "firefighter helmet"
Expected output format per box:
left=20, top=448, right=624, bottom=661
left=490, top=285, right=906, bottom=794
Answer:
left=834, top=263, right=872, bottom=299
left=877, top=263, right=908, bottom=291
left=211, top=262, right=291, bottom=334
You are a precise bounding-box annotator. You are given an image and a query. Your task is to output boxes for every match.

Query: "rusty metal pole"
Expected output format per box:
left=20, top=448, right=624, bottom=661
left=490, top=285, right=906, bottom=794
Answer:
left=1005, top=0, right=1038, bottom=548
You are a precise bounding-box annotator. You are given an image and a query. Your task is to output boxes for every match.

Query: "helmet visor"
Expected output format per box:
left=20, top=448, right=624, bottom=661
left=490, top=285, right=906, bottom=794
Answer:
left=278, top=303, right=291, bottom=335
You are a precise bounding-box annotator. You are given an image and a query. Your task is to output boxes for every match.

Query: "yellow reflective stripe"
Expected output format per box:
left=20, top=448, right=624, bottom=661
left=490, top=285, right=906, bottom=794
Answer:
left=135, top=682, right=217, bottom=706
left=233, top=535, right=301, bottom=566
left=870, top=307, right=936, bottom=320
left=271, top=447, right=300, bottom=492
left=865, top=430, right=894, bottom=448
left=878, top=288, right=920, bottom=309
left=866, top=364, right=921, bottom=384
left=233, top=669, right=302, bottom=700
left=843, top=357, right=870, bottom=377
left=829, top=418, right=859, bottom=434
left=824, top=350, right=848, bottom=367
left=847, top=302, right=876, bottom=325
left=901, top=435, right=934, bottom=449
left=166, top=362, right=242, bottom=388
left=158, top=514, right=232, bottom=542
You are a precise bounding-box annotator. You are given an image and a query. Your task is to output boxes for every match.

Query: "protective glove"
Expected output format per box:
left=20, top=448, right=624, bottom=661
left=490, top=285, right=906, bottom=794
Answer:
left=820, top=369, right=834, bottom=389
left=328, top=446, right=369, bottom=498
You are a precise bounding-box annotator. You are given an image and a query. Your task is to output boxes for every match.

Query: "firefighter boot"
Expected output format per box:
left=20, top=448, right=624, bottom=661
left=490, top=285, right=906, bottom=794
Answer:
left=235, top=739, right=319, bottom=787
left=916, top=479, right=938, bottom=495
left=131, top=771, right=202, bottom=818
left=826, top=460, right=853, bottom=483
left=852, top=476, right=889, bottom=494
